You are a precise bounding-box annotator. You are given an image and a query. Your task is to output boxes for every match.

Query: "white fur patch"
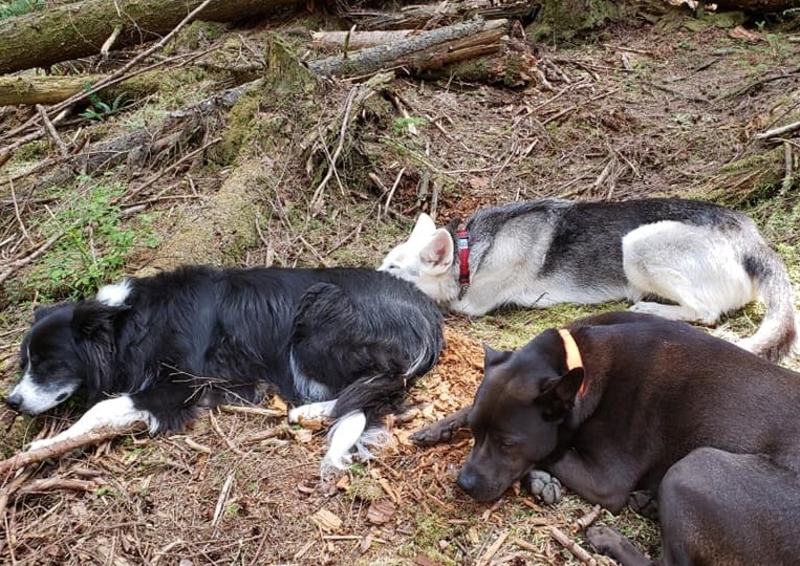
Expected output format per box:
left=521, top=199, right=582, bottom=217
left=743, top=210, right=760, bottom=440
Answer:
left=321, top=413, right=393, bottom=474
left=321, top=411, right=367, bottom=471
left=27, top=395, right=156, bottom=451
left=96, top=280, right=132, bottom=306
left=10, top=361, right=80, bottom=414
left=287, top=399, right=337, bottom=423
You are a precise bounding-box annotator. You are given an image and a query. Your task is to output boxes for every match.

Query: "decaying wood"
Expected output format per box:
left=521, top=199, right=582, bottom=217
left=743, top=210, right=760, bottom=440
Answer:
left=306, top=18, right=510, bottom=78
left=0, top=74, right=105, bottom=106
left=0, top=0, right=304, bottom=75
left=344, top=0, right=537, bottom=30
left=310, top=29, right=414, bottom=51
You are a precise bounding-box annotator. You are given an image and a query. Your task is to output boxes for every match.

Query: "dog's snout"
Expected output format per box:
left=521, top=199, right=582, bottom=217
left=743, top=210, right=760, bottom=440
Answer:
left=456, top=465, right=477, bottom=493
left=6, top=393, right=22, bottom=412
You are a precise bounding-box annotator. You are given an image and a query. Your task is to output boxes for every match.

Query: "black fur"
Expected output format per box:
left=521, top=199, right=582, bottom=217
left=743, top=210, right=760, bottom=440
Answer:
left=12, top=265, right=444, bottom=435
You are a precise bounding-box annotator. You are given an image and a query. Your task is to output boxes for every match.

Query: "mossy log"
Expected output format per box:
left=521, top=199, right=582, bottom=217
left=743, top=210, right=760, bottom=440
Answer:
left=0, top=0, right=303, bottom=75
left=0, top=73, right=171, bottom=106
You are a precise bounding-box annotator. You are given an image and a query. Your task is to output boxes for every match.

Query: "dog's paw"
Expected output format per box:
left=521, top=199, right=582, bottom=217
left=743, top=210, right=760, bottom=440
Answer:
left=628, top=490, right=659, bottom=521
left=521, top=470, right=562, bottom=505
left=410, top=406, right=471, bottom=446
left=586, top=525, right=647, bottom=562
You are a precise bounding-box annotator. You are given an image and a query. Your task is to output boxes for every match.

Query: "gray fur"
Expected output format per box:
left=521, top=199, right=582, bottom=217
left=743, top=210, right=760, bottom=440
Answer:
left=380, top=198, right=798, bottom=362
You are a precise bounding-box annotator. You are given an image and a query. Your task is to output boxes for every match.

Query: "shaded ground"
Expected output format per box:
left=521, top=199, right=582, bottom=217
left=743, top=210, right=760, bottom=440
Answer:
left=1, top=5, right=799, bottom=566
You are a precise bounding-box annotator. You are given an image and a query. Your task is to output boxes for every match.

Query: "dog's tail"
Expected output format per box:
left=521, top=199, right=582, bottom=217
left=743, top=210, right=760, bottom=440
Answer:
left=739, top=247, right=798, bottom=362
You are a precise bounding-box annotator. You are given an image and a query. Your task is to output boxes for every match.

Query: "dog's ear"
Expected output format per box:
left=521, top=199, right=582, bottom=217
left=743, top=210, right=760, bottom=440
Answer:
left=419, top=229, right=454, bottom=274
left=71, top=300, right=124, bottom=339
left=409, top=213, right=437, bottom=244
left=538, top=368, right=585, bottom=421
left=483, top=344, right=512, bottom=367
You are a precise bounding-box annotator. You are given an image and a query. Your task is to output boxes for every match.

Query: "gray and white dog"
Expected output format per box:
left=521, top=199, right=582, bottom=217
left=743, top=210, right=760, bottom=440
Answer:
left=380, top=198, right=798, bottom=362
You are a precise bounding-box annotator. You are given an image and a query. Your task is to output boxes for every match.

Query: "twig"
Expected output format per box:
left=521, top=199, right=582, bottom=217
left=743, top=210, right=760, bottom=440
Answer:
left=572, top=504, right=603, bottom=533
left=100, top=25, right=123, bottom=59
left=9, top=179, right=31, bottom=244
left=17, top=478, right=97, bottom=494
left=0, top=468, right=35, bottom=525
left=782, top=141, right=795, bottom=194
left=382, top=167, right=406, bottom=218
left=549, top=526, right=597, bottom=566
left=512, top=537, right=539, bottom=553
left=122, top=136, right=222, bottom=202
left=208, top=410, right=246, bottom=456
left=36, top=104, right=69, bottom=157
left=0, top=425, right=145, bottom=478
left=217, top=405, right=284, bottom=418
left=755, top=120, right=800, bottom=140
left=184, top=437, right=214, bottom=454
left=0, top=229, right=66, bottom=286
left=211, top=471, right=235, bottom=527
left=311, top=88, right=358, bottom=210
left=476, top=530, right=508, bottom=566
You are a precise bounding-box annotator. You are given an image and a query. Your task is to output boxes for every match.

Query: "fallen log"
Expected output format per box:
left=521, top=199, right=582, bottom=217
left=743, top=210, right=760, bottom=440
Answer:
left=307, top=18, right=510, bottom=77
left=343, top=0, right=537, bottom=30
left=0, top=0, right=303, bottom=76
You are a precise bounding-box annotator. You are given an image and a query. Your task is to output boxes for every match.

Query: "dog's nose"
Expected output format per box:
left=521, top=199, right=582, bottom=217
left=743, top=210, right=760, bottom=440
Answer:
left=6, top=393, right=21, bottom=412
left=456, top=467, right=477, bottom=493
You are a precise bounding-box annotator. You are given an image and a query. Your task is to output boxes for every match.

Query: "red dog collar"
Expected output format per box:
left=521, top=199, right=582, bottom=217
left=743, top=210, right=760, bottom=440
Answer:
left=557, top=328, right=586, bottom=396
left=457, top=230, right=470, bottom=284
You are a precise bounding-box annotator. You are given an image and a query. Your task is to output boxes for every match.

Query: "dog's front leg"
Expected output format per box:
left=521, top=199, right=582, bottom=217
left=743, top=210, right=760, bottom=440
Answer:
left=547, top=449, right=635, bottom=513
left=27, top=395, right=154, bottom=451
left=410, top=405, right=472, bottom=446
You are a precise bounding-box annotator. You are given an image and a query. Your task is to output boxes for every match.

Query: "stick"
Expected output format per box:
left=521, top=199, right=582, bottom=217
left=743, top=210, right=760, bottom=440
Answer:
left=782, top=141, right=794, bottom=194
left=209, top=410, right=246, bottom=456
left=36, top=104, right=69, bottom=156
left=476, top=531, right=508, bottom=566
left=17, top=478, right=97, bottom=494
left=211, top=471, right=235, bottom=527
left=755, top=120, right=800, bottom=140
left=217, top=405, right=284, bottom=418
left=549, top=526, right=597, bottom=566
left=310, top=88, right=358, bottom=210
left=571, top=504, right=603, bottom=533
left=0, top=425, right=144, bottom=478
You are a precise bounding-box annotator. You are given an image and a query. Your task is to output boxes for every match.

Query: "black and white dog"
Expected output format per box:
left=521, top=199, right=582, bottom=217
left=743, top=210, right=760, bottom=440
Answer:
left=7, top=265, right=444, bottom=472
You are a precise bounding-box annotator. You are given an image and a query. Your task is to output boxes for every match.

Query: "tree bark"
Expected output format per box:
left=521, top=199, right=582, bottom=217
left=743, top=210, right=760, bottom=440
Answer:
left=343, top=0, right=537, bottom=30
left=0, top=0, right=303, bottom=76
left=307, top=18, right=510, bottom=78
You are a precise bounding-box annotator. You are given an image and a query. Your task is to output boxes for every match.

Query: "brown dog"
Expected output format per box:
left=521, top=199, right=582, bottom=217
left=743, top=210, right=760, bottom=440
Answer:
left=453, top=311, right=800, bottom=565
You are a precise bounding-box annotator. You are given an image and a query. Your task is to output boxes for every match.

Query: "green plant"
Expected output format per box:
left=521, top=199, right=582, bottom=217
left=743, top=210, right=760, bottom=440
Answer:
left=34, top=176, right=153, bottom=298
left=80, top=86, right=129, bottom=121
left=392, top=116, right=427, bottom=134
left=0, top=0, right=44, bottom=20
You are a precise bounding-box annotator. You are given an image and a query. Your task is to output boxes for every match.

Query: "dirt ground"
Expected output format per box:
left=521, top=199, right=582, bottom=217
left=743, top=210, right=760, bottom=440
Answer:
left=1, top=4, right=799, bottom=566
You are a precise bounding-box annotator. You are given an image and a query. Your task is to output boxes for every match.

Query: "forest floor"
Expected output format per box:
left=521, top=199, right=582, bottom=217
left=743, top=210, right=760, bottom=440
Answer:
left=1, top=3, right=799, bottom=565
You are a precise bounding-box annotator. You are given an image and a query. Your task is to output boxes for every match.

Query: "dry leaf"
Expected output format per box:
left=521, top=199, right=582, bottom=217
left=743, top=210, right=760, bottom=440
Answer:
left=728, top=26, right=761, bottom=44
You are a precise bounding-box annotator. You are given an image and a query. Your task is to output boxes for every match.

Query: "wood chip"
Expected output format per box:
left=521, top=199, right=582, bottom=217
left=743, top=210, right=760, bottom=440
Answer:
left=309, top=508, right=342, bottom=533
left=366, top=500, right=396, bottom=525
